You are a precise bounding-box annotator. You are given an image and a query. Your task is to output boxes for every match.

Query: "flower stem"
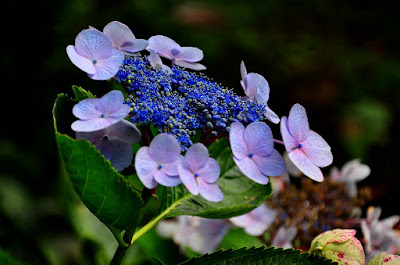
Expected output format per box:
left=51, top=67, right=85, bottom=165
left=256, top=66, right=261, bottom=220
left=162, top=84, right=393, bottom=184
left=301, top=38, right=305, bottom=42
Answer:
left=273, top=139, right=285, bottom=145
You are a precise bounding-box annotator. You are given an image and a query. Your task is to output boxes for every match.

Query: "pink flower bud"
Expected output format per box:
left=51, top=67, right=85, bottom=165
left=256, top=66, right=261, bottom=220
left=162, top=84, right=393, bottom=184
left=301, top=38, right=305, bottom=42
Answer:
left=309, top=229, right=365, bottom=265
left=368, top=252, right=400, bottom=265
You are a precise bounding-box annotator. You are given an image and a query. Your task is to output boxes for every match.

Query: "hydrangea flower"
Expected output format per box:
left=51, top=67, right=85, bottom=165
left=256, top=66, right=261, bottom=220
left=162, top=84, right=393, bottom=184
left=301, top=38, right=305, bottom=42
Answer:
left=271, top=225, right=297, bottom=249
left=102, top=21, right=149, bottom=55
left=229, top=121, right=286, bottom=185
left=71, top=90, right=131, bottom=132
left=280, top=103, right=333, bottom=182
left=147, top=35, right=206, bottom=70
left=240, top=61, right=279, bottom=124
left=361, top=206, right=400, bottom=261
left=76, top=120, right=141, bottom=171
left=229, top=203, right=277, bottom=236
left=66, top=29, right=124, bottom=80
left=156, top=216, right=230, bottom=254
left=135, top=133, right=182, bottom=189
left=178, top=143, right=223, bottom=202
left=330, top=159, right=371, bottom=197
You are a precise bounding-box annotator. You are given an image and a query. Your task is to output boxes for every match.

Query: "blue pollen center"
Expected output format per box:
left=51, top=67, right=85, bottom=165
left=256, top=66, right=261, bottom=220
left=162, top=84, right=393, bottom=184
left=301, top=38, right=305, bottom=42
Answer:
left=298, top=143, right=303, bottom=149
left=249, top=153, right=254, bottom=158
left=194, top=173, right=199, bottom=177
left=100, top=113, right=105, bottom=118
left=93, top=59, right=97, bottom=64
left=103, top=135, right=109, bottom=140
left=158, top=164, right=162, bottom=170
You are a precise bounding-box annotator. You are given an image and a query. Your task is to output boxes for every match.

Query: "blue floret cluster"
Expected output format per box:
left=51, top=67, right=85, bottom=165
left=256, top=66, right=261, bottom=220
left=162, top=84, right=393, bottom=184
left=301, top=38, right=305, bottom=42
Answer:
left=115, top=55, right=268, bottom=149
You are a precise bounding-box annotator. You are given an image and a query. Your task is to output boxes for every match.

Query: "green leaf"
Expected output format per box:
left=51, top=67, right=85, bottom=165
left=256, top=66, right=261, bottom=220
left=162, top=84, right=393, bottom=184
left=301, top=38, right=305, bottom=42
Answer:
left=161, top=138, right=272, bottom=219
left=179, top=247, right=338, bottom=265
left=72, top=85, right=95, bottom=101
left=53, top=94, right=144, bottom=230
left=219, top=228, right=264, bottom=250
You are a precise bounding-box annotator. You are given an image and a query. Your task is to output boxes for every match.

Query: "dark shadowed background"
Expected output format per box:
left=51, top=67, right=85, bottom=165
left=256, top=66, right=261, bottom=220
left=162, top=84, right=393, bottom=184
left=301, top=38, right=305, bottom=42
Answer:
left=1, top=1, right=400, bottom=264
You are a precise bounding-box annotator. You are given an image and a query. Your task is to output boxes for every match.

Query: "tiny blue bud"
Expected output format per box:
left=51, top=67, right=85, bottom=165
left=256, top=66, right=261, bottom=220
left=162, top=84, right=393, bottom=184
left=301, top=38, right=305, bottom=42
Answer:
left=158, top=164, right=162, bottom=170
left=93, top=59, right=97, bottom=64
left=194, top=173, right=199, bottom=177
left=101, top=113, right=106, bottom=118
left=103, top=135, right=109, bottom=140
left=249, top=153, right=254, bottom=158
left=298, top=143, right=303, bottom=149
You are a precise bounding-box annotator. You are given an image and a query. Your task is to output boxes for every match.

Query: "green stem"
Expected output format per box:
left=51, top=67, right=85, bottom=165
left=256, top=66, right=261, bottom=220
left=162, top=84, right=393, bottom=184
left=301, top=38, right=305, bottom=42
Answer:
left=109, top=227, right=129, bottom=248
left=130, top=193, right=188, bottom=244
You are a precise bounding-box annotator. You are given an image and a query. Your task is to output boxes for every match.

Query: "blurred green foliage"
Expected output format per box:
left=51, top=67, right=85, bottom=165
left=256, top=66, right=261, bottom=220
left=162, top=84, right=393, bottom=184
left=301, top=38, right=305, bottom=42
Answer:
left=1, top=0, right=399, bottom=264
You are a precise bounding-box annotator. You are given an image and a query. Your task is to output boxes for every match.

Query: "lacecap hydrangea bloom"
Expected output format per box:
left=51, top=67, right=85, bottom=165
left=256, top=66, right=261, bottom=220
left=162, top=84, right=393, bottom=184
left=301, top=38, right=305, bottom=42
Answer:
left=67, top=21, right=335, bottom=204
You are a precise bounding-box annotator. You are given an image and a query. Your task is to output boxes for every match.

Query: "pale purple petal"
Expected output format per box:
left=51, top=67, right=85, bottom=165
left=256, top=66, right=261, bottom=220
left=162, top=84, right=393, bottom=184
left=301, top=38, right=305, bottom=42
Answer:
left=71, top=118, right=115, bottom=132
left=229, top=214, right=252, bottom=228
left=197, top=178, right=223, bottom=202
left=264, top=105, right=280, bottom=124
left=240, top=61, right=248, bottom=88
left=272, top=226, right=297, bottom=249
left=71, top=90, right=130, bottom=132
left=246, top=73, right=269, bottom=101
left=174, top=60, right=206, bottom=70
left=66, top=45, right=96, bottom=75
left=244, top=122, right=273, bottom=157
left=154, top=169, right=182, bottom=187
left=301, top=130, right=333, bottom=167
left=162, top=156, right=182, bottom=176
left=96, top=90, right=128, bottom=115
left=288, top=103, right=310, bottom=142
left=288, top=149, right=324, bottom=182
left=180, top=47, right=204, bottom=62
left=342, top=159, right=371, bottom=182
left=75, top=29, right=113, bottom=60
left=244, top=221, right=269, bottom=236
left=103, top=21, right=135, bottom=48
left=280, top=116, right=297, bottom=152
left=182, top=143, right=209, bottom=173
left=148, top=49, right=173, bottom=74
left=76, top=125, right=133, bottom=171
left=178, top=163, right=199, bottom=195
left=252, top=149, right=286, bottom=177
left=106, top=120, right=141, bottom=143
left=135, top=147, right=158, bottom=189
left=72, top=98, right=103, bottom=120
left=233, top=156, right=269, bottom=184
left=89, top=49, right=124, bottom=80
left=75, top=129, right=105, bottom=143
left=197, top=158, right=220, bottom=183
left=120, top=39, right=149, bottom=53
left=104, top=139, right=133, bottom=171
left=229, top=122, right=248, bottom=160
left=148, top=35, right=180, bottom=60
left=148, top=134, right=181, bottom=164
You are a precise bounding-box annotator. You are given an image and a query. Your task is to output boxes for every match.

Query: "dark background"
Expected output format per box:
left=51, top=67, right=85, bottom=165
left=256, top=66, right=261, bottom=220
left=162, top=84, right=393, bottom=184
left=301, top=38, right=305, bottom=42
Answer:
left=1, top=0, right=400, bottom=264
